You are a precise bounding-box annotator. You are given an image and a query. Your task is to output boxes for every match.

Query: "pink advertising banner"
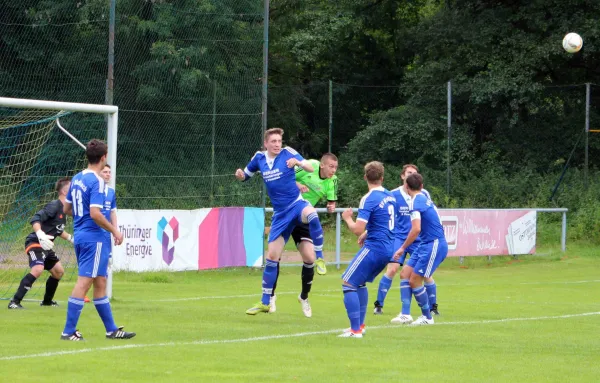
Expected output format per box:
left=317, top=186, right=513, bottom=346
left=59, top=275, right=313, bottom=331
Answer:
left=439, top=209, right=537, bottom=257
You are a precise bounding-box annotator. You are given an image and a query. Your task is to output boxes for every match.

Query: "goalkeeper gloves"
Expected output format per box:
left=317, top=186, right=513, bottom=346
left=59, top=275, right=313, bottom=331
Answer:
left=36, top=230, right=55, bottom=251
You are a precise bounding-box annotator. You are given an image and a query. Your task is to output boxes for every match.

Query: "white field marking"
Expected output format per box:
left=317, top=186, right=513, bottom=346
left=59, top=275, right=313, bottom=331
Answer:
left=12, top=279, right=600, bottom=304
left=1, top=311, right=599, bottom=362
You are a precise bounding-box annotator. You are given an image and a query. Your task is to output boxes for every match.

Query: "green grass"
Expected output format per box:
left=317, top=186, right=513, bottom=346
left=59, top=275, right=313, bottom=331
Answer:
left=1, top=243, right=599, bottom=382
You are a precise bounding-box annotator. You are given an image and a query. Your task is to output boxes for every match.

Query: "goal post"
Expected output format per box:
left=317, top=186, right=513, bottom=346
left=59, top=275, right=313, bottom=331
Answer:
left=0, top=97, right=118, bottom=300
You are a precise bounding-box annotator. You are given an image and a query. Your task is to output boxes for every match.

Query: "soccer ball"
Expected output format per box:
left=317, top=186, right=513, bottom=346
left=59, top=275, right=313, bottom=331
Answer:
left=562, top=33, right=583, bottom=53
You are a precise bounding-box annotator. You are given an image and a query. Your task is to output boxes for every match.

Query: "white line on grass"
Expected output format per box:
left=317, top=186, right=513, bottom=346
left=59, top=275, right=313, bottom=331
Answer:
left=1, top=311, right=599, bottom=362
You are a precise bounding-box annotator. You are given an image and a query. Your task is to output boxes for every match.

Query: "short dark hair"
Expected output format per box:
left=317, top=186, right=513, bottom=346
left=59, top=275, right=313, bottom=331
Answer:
left=364, top=161, right=384, bottom=183
left=55, top=177, right=71, bottom=193
left=402, top=164, right=418, bottom=176
left=264, top=128, right=284, bottom=141
left=86, top=139, right=108, bottom=165
left=103, top=164, right=111, bottom=169
left=405, top=173, right=423, bottom=191
left=321, top=152, right=338, bottom=162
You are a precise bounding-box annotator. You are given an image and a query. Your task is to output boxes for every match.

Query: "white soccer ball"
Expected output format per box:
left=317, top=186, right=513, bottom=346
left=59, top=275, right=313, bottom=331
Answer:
left=562, top=32, right=583, bottom=53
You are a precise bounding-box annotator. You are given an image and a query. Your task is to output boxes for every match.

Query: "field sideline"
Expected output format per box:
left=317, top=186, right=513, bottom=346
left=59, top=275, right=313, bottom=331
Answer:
left=1, top=249, right=599, bottom=382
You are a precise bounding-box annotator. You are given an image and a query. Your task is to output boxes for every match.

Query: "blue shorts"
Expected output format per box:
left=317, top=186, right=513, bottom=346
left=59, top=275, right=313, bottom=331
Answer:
left=342, top=246, right=390, bottom=287
left=268, top=200, right=310, bottom=244
left=405, top=239, right=447, bottom=278
left=389, top=238, right=419, bottom=265
left=75, top=240, right=111, bottom=278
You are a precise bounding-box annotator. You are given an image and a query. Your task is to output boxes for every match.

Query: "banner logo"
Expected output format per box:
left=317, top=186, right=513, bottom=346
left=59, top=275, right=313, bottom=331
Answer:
left=157, top=217, right=179, bottom=265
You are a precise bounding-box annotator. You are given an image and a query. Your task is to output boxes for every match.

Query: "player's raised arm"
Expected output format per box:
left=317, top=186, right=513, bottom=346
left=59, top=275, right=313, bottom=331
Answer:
left=237, top=151, right=261, bottom=181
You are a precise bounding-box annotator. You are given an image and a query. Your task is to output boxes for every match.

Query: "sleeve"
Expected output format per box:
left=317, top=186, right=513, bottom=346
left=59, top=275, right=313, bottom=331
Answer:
left=111, top=189, right=117, bottom=211
left=244, top=152, right=261, bottom=178
left=409, top=194, right=426, bottom=221
left=30, top=201, right=57, bottom=225
left=327, top=176, right=338, bottom=202
left=89, top=177, right=105, bottom=209
left=295, top=159, right=318, bottom=182
left=285, top=146, right=304, bottom=162
left=356, top=194, right=372, bottom=223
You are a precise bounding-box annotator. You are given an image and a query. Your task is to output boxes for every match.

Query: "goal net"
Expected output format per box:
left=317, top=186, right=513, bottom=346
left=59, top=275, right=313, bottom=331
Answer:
left=0, top=97, right=117, bottom=300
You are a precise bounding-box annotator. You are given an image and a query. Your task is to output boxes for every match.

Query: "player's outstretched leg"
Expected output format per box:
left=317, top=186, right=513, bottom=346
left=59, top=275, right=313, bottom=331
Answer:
left=9, top=272, right=38, bottom=309
left=425, top=278, right=439, bottom=315
left=305, top=211, right=326, bottom=275
left=339, top=284, right=363, bottom=338
left=247, top=258, right=278, bottom=315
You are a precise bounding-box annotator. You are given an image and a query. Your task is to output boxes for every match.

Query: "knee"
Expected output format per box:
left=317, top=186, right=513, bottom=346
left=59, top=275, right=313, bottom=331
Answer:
left=409, top=275, right=423, bottom=288
left=386, top=264, right=399, bottom=278
left=424, top=277, right=434, bottom=284
left=52, top=266, right=64, bottom=280
left=30, top=266, right=44, bottom=278
left=400, top=269, right=411, bottom=280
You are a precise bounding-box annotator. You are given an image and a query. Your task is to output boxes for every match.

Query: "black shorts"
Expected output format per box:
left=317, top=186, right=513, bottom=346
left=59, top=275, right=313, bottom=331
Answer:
left=26, top=246, right=59, bottom=270
left=291, top=223, right=313, bottom=247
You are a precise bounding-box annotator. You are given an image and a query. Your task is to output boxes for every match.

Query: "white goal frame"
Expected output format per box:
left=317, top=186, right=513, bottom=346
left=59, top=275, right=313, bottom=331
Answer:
left=0, top=97, right=118, bottom=298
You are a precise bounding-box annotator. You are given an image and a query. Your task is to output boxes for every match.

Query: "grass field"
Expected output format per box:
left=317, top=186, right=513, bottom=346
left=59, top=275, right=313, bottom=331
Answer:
left=1, top=244, right=599, bottom=382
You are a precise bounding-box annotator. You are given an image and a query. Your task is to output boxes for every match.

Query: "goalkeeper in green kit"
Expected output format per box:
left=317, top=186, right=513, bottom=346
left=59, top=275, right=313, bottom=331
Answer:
left=268, top=153, right=338, bottom=316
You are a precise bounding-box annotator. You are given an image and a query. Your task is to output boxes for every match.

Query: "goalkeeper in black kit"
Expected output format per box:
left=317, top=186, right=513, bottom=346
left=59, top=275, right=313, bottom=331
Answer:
left=8, top=178, right=74, bottom=309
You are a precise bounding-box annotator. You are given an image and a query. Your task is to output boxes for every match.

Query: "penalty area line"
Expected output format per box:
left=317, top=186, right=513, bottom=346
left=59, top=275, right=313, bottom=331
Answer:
left=1, top=311, right=599, bottom=361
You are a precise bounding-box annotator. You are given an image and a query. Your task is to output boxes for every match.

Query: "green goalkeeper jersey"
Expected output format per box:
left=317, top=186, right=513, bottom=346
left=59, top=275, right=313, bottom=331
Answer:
left=295, top=159, right=338, bottom=206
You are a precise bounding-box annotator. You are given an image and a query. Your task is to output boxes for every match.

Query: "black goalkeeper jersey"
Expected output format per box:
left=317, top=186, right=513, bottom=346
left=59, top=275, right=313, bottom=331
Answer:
left=24, top=200, right=67, bottom=248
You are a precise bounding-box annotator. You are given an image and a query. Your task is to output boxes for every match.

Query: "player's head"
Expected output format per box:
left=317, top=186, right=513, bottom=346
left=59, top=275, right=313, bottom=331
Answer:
left=101, top=164, right=111, bottom=183
left=364, top=161, right=384, bottom=185
left=86, top=139, right=108, bottom=166
left=264, top=128, right=283, bottom=156
left=320, top=153, right=338, bottom=178
left=405, top=173, right=423, bottom=194
left=55, top=177, right=71, bottom=196
left=401, top=164, right=419, bottom=184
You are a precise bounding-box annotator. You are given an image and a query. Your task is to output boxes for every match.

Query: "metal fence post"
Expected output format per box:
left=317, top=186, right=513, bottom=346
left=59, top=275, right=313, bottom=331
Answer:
left=561, top=211, right=567, bottom=252
left=336, top=211, right=341, bottom=270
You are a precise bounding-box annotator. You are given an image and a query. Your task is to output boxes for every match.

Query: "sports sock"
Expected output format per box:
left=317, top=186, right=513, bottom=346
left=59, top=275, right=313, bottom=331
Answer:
left=307, top=212, right=324, bottom=260
left=413, top=286, right=432, bottom=319
left=62, top=297, right=85, bottom=335
left=300, top=262, right=314, bottom=300
left=94, top=296, right=118, bottom=333
left=271, top=261, right=280, bottom=297
left=261, top=259, right=279, bottom=305
left=342, top=285, right=361, bottom=332
left=43, top=276, right=60, bottom=304
left=425, top=280, right=437, bottom=306
left=13, top=273, right=37, bottom=303
left=376, top=274, right=393, bottom=307
left=400, top=279, right=412, bottom=315
left=357, top=285, right=368, bottom=326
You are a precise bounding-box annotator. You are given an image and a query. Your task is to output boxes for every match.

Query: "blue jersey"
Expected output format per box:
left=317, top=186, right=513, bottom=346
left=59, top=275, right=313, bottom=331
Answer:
left=357, top=187, right=397, bottom=254
left=392, top=187, right=431, bottom=246
left=410, top=191, right=445, bottom=243
left=66, top=169, right=106, bottom=244
left=102, top=186, right=117, bottom=240
left=244, top=147, right=305, bottom=211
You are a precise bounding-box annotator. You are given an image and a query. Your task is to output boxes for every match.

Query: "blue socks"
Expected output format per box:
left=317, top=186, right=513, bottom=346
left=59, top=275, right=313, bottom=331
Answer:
left=262, top=259, right=279, bottom=305
left=63, top=296, right=84, bottom=335
left=94, top=296, right=118, bottom=333
left=413, top=286, right=432, bottom=319
left=376, top=275, right=393, bottom=307
left=307, top=212, right=324, bottom=260
left=357, top=285, right=368, bottom=326
left=425, top=280, right=437, bottom=306
left=342, top=285, right=361, bottom=331
left=400, top=279, right=412, bottom=315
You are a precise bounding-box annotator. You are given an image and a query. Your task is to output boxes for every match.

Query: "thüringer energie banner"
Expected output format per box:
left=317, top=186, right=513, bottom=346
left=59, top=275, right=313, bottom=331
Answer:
left=441, top=210, right=537, bottom=257
left=112, top=207, right=264, bottom=272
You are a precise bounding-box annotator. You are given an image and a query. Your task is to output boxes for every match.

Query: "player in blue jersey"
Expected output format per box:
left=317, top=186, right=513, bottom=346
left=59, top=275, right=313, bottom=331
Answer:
left=235, top=128, right=326, bottom=316
left=60, top=139, right=135, bottom=341
left=339, top=161, right=396, bottom=338
left=392, top=173, right=447, bottom=326
left=84, top=164, right=118, bottom=303
left=368, top=164, right=440, bottom=317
